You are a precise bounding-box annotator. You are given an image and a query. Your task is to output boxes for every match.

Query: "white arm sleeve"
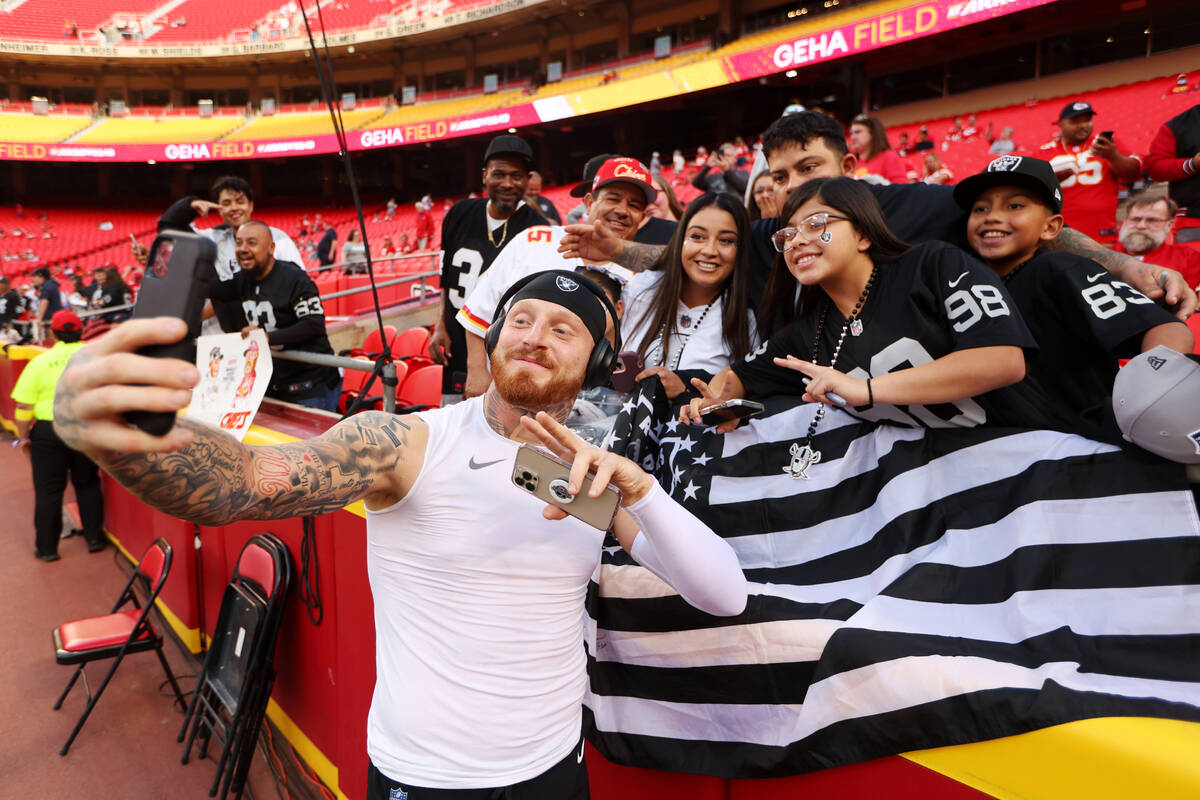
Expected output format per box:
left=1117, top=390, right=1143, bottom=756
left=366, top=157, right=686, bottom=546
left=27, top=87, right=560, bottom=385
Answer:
left=626, top=482, right=748, bottom=617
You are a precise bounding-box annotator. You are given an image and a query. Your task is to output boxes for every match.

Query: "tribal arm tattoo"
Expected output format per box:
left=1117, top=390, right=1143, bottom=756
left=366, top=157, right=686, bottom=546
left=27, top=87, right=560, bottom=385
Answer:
left=96, top=411, right=412, bottom=526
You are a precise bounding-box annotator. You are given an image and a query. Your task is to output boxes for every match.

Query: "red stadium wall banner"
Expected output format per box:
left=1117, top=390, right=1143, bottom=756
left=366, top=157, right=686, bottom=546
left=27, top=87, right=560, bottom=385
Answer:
left=0, top=0, right=1058, bottom=164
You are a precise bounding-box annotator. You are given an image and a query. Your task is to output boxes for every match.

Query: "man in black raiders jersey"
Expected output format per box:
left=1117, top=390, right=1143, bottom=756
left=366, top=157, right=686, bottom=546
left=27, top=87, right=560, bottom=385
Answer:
left=428, top=134, right=548, bottom=395
left=0, top=276, right=24, bottom=333
left=158, top=175, right=305, bottom=334
left=210, top=220, right=342, bottom=411
left=558, top=110, right=1197, bottom=320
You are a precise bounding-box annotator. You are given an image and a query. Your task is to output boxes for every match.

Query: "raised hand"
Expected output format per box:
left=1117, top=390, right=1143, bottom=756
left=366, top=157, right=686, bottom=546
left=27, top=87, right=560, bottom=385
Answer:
left=519, top=411, right=655, bottom=518
left=557, top=223, right=623, bottom=263
left=54, top=317, right=199, bottom=456
left=774, top=356, right=867, bottom=407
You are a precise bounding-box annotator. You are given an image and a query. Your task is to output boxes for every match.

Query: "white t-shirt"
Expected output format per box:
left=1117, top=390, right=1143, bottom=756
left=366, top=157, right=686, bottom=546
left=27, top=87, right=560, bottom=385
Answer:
left=457, top=225, right=632, bottom=337
left=620, top=270, right=758, bottom=375
left=365, top=396, right=604, bottom=788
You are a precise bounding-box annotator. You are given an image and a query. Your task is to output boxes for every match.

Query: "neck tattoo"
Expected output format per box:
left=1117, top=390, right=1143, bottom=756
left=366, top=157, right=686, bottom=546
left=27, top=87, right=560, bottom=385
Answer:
left=483, top=390, right=571, bottom=439
left=784, top=266, right=876, bottom=480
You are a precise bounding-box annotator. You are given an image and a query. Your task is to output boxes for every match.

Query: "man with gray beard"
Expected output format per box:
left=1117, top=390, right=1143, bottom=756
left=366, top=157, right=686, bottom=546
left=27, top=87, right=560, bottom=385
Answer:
left=1115, top=194, right=1200, bottom=289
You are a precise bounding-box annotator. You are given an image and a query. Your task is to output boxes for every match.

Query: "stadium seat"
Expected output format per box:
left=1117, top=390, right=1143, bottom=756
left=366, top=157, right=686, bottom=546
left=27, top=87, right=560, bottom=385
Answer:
left=395, top=364, right=442, bottom=412
left=392, top=326, right=431, bottom=361
left=51, top=538, right=186, bottom=755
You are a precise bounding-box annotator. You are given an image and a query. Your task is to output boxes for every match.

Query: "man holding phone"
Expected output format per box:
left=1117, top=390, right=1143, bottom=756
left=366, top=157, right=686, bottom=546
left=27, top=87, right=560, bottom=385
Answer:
left=53, top=269, right=746, bottom=800
left=1041, top=101, right=1143, bottom=244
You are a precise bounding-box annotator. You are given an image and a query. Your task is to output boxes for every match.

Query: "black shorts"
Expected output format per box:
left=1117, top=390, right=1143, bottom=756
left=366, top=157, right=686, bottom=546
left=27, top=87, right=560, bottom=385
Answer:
left=366, top=732, right=590, bottom=800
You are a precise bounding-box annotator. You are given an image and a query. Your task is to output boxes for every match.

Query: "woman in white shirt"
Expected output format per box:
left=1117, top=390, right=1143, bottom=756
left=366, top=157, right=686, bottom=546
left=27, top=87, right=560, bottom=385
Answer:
left=621, top=192, right=758, bottom=399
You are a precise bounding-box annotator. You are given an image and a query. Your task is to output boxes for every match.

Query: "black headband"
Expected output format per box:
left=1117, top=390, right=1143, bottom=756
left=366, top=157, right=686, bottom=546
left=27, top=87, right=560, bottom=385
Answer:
left=498, top=270, right=614, bottom=349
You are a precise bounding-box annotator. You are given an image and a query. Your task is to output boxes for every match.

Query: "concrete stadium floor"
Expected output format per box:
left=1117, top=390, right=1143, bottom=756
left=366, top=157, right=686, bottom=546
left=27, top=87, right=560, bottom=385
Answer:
left=0, top=434, right=279, bottom=800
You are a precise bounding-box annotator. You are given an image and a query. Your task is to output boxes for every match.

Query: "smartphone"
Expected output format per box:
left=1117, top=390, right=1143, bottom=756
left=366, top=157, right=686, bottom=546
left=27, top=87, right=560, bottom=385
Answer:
left=125, top=231, right=217, bottom=436
left=699, top=398, right=764, bottom=427
left=512, top=444, right=621, bottom=531
left=1099, top=130, right=1114, bottom=141
left=609, top=351, right=644, bottom=394
left=129, top=233, right=140, bottom=248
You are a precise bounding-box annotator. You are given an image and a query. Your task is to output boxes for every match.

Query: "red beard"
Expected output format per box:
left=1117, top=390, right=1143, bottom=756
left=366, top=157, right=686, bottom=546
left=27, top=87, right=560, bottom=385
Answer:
left=490, top=347, right=584, bottom=408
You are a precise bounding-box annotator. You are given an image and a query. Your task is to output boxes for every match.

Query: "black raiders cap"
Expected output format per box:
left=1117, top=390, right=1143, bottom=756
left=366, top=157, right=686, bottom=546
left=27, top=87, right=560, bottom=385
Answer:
left=953, top=155, right=1063, bottom=214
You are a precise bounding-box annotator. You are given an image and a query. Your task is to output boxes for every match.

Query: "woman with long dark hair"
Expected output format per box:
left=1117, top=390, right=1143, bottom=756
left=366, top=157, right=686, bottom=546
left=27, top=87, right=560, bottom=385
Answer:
left=682, top=177, right=1036, bottom=446
left=849, top=114, right=908, bottom=184
left=622, top=192, right=757, bottom=398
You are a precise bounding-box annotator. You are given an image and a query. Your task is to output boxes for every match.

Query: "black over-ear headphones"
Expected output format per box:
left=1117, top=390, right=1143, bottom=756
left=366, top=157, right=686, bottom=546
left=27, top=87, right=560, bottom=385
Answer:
left=485, top=269, right=621, bottom=390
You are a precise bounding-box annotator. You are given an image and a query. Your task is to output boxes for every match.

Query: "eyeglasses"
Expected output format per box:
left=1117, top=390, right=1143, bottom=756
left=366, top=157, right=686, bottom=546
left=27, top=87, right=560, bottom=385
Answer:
left=1124, top=215, right=1170, bottom=229
left=771, top=213, right=850, bottom=252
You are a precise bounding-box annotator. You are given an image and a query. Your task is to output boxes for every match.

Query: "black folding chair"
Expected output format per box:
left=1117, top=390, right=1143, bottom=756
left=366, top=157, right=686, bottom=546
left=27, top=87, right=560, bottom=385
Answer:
left=52, top=537, right=186, bottom=755
left=179, top=534, right=292, bottom=800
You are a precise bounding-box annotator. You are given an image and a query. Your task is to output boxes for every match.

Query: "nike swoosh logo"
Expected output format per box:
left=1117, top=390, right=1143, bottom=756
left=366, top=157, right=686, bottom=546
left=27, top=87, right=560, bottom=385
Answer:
left=576, top=738, right=586, bottom=764
left=468, top=456, right=504, bottom=470
left=948, top=271, right=969, bottom=288
left=1086, top=272, right=1106, bottom=282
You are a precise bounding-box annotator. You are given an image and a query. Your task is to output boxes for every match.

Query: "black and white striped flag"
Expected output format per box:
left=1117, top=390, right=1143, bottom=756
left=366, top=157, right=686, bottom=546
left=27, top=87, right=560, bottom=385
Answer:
left=586, top=382, right=1200, bottom=778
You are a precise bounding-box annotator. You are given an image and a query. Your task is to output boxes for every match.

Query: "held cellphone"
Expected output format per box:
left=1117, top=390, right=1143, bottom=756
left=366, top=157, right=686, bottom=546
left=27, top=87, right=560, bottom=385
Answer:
left=1099, top=130, right=1114, bottom=141
left=699, top=398, right=765, bottom=427
left=609, top=351, right=644, bottom=394
left=124, top=231, right=217, bottom=436
left=512, top=445, right=621, bottom=531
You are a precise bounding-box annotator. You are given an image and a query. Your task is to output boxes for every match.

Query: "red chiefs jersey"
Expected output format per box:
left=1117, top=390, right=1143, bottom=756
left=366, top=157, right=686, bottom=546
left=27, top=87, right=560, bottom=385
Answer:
left=1114, top=241, right=1200, bottom=289
left=1040, top=135, right=1140, bottom=244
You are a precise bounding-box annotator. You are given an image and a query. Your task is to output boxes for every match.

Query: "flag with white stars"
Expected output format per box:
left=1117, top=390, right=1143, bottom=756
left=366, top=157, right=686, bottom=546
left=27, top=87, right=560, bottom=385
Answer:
left=586, top=383, right=1200, bottom=779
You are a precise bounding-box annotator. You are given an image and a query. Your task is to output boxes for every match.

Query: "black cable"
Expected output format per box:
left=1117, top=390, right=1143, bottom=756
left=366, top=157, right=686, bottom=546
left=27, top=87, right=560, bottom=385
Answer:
left=298, top=516, right=322, bottom=626
left=297, top=1, right=396, bottom=424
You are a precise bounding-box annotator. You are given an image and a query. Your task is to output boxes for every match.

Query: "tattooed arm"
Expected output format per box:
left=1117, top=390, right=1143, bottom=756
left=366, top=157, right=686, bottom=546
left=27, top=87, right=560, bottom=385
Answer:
left=1048, top=228, right=1197, bottom=319
left=96, top=413, right=418, bottom=525
left=54, top=318, right=423, bottom=525
left=557, top=223, right=664, bottom=273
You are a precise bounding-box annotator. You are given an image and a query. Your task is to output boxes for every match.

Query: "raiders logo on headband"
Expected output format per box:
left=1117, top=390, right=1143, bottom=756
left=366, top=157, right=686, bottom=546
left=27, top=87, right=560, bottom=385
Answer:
left=556, top=275, right=579, bottom=292
left=988, top=155, right=1023, bottom=172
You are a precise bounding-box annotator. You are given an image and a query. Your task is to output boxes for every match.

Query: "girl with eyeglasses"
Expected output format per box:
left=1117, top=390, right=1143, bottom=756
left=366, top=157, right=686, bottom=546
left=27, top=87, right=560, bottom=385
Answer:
left=682, top=177, right=1043, bottom=438
left=622, top=192, right=758, bottom=399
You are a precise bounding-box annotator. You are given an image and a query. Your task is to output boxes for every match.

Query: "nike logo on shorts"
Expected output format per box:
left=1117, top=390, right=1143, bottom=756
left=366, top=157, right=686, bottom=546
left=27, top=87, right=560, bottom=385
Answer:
left=948, top=271, right=969, bottom=287
left=468, top=456, right=504, bottom=470
left=1087, top=272, right=1106, bottom=282
left=576, top=737, right=586, bottom=763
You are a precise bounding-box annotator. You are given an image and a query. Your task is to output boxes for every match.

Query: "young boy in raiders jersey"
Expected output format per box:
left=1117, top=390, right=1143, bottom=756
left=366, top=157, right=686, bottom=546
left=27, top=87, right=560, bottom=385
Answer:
left=956, top=156, right=1193, bottom=443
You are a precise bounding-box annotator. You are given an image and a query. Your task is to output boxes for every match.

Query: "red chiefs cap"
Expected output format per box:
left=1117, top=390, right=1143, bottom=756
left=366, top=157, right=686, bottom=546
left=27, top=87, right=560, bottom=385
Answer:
left=589, top=157, right=656, bottom=204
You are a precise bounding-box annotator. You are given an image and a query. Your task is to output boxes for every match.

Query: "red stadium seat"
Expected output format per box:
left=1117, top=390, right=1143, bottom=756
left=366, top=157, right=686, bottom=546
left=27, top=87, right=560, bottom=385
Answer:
left=395, top=364, right=442, bottom=412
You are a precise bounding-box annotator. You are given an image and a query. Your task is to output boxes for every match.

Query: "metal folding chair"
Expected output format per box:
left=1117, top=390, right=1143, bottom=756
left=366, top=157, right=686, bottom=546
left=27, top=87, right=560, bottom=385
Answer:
left=52, top=537, right=185, bottom=755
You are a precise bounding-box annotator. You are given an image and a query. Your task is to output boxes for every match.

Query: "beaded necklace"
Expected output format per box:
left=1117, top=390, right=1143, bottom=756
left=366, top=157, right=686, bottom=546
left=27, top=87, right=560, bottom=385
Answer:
left=783, top=266, right=877, bottom=480
left=663, top=295, right=718, bottom=371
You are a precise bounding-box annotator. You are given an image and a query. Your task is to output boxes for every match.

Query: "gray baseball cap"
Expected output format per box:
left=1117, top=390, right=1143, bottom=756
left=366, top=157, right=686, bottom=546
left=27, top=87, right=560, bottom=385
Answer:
left=1112, top=345, right=1200, bottom=463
